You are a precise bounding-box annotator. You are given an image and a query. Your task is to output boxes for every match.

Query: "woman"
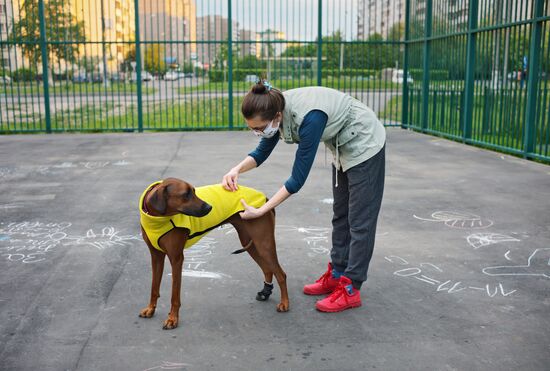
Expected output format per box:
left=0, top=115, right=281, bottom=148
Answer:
left=222, top=81, right=386, bottom=313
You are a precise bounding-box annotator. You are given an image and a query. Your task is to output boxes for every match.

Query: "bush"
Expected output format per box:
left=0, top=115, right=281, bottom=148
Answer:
left=12, top=68, right=37, bottom=82
left=409, top=68, right=449, bottom=81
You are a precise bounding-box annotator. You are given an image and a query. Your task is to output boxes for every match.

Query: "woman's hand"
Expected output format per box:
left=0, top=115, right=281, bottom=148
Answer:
left=222, top=167, right=240, bottom=191
left=239, top=199, right=266, bottom=219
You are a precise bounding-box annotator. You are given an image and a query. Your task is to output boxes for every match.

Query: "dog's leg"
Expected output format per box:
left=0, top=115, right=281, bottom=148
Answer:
left=245, top=244, right=275, bottom=301
left=254, top=240, right=289, bottom=312
left=139, top=229, right=165, bottom=318
left=163, top=250, right=183, bottom=330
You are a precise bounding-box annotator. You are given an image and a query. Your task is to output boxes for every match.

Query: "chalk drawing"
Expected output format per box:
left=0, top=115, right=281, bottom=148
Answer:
left=34, top=160, right=132, bottom=175
left=143, top=361, right=191, bottom=371
left=466, top=233, right=520, bottom=249
left=0, top=221, right=140, bottom=264
left=82, top=161, right=110, bottom=169
left=413, top=211, right=494, bottom=229
left=112, top=160, right=132, bottom=166
left=385, top=254, right=516, bottom=298
left=482, top=248, right=550, bottom=279
left=64, top=227, right=140, bottom=250
left=0, top=221, right=71, bottom=264
left=320, top=198, right=334, bottom=204
left=0, top=166, right=15, bottom=178
left=52, top=162, right=77, bottom=168
left=0, top=204, right=23, bottom=210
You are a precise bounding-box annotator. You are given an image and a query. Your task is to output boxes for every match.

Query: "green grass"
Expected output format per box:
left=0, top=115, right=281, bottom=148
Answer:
left=0, top=98, right=250, bottom=133
left=381, top=87, right=550, bottom=157
left=0, top=82, right=156, bottom=95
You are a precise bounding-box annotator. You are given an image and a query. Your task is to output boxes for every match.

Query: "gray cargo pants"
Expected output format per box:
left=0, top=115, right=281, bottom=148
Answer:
left=331, top=145, right=385, bottom=290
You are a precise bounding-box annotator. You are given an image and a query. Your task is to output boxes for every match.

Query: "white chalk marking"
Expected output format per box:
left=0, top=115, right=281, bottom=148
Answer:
left=384, top=255, right=409, bottom=265
left=482, top=248, right=550, bottom=279
left=466, top=233, right=520, bottom=249
left=504, top=250, right=512, bottom=261
left=176, top=270, right=231, bottom=279
left=413, top=211, right=494, bottom=229
left=420, top=262, right=443, bottom=272
left=11, top=194, right=56, bottom=201
left=320, top=198, right=334, bottom=204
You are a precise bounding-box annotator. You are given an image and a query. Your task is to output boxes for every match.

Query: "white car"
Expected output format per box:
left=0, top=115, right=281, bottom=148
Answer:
left=164, top=71, right=181, bottom=81
left=391, top=69, right=413, bottom=84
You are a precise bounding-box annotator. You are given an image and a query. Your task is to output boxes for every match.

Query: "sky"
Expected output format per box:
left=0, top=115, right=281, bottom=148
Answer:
left=195, top=0, right=358, bottom=41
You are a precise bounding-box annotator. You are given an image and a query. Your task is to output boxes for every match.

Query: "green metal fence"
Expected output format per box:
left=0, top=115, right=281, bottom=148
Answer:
left=402, top=0, right=550, bottom=162
left=0, top=0, right=549, bottom=163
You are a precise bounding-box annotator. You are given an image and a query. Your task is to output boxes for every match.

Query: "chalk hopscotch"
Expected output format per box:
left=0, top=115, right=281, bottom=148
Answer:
left=0, top=221, right=139, bottom=264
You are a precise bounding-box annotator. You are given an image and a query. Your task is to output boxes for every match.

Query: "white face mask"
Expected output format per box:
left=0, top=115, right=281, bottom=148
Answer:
left=254, top=119, right=279, bottom=139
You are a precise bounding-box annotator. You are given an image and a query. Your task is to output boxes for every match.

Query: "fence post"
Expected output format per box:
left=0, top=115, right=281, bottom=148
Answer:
left=401, top=0, right=410, bottom=129
left=134, top=0, right=143, bottom=132
left=228, top=0, right=234, bottom=129
left=38, top=0, right=51, bottom=133
left=420, top=0, right=432, bottom=132
left=317, top=0, right=322, bottom=86
left=523, top=0, right=543, bottom=158
left=462, top=0, right=478, bottom=141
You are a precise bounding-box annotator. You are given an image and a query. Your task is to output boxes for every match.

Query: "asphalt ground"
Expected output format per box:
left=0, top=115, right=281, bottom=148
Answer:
left=0, top=128, right=549, bottom=370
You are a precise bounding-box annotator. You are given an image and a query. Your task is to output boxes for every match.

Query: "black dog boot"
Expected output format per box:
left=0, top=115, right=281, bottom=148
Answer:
left=256, top=281, right=274, bottom=301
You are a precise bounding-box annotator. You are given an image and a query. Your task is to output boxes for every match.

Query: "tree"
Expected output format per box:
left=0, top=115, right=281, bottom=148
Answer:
left=9, top=0, right=86, bottom=70
left=144, top=44, right=167, bottom=75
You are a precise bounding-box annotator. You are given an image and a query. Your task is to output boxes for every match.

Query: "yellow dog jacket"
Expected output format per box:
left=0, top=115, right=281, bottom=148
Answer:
left=140, top=182, right=267, bottom=252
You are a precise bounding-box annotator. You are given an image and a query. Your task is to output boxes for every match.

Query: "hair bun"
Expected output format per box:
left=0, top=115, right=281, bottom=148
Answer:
left=251, top=81, right=268, bottom=94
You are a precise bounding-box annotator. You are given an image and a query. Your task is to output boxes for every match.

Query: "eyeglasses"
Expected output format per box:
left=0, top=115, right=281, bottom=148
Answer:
left=250, top=119, right=273, bottom=136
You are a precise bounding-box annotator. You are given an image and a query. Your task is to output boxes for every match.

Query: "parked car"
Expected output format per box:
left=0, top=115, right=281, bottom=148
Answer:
left=130, top=71, right=154, bottom=82
left=183, top=72, right=194, bottom=78
left=391, top=69, right=413, bottom=84
left=0, top=75, right=12, bottom=84
left=73, top=74, right=88, bottom=83
left=164, top=71, right=180, bottom=81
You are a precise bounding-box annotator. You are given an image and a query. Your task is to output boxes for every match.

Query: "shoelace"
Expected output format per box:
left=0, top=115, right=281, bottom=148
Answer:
left=327, top=284, right=348, bottom=303
left=316, top=269, right=333, bottom=285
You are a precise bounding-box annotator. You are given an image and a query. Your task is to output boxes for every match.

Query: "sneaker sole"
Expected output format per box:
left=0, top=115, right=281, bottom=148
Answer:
left=315, top=301, right=362, bottom=313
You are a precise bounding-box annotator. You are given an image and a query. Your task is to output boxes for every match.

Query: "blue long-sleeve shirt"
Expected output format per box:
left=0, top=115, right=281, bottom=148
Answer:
left=248, top=110, right=328, bottom=194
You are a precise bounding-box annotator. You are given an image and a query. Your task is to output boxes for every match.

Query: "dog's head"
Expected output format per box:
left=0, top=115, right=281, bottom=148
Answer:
left=147, top=178, right=212, bottom=217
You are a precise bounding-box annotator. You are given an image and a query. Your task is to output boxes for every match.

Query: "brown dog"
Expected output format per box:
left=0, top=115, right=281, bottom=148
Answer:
left=138, top=178, right=289, bottom=329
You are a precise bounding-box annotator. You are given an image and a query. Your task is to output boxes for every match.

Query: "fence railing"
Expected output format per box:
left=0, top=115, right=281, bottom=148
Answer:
left=0, top=0, right=548, bottom=163
left=402, top=0, right=550, bottom=162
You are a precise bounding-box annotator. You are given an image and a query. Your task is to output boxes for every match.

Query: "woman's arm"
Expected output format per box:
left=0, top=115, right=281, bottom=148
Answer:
left=222, top=134, right=279, bottom=191
left=222, top=155, right=257, bottom=191
left=239, top=110, right=328, bottom=219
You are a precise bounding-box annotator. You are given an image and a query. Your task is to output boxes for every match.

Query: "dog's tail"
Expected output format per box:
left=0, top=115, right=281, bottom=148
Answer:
left=231, top=239, right=253, bottom=254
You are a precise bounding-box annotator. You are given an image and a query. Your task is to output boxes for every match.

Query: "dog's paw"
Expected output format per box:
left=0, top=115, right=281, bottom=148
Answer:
left=162, top=317, right=178, bottom=330
left=276, top=302, right=289, bottom=312
left=138, top=306, right=156, bottom=318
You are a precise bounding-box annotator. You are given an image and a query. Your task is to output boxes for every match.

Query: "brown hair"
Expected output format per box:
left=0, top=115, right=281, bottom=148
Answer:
left=241, top=80, right=285, bottom=120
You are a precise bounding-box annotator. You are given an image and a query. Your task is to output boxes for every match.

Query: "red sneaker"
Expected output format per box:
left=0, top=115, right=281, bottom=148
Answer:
left=303, top=263, right=340, bottom=295
left=315, top=276, right=362, bottom=313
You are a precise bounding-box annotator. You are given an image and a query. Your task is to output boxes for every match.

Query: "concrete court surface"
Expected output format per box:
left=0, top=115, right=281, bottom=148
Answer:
left=0, top=128, right=549, bottom=371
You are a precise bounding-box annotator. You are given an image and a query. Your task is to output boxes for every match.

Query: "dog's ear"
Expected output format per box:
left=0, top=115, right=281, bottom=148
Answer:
left=149, top=186, right=167, bottom=214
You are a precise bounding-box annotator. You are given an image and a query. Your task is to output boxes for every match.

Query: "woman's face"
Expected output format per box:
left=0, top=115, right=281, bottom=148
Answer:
left=246, top=112, right=282, bottom=134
